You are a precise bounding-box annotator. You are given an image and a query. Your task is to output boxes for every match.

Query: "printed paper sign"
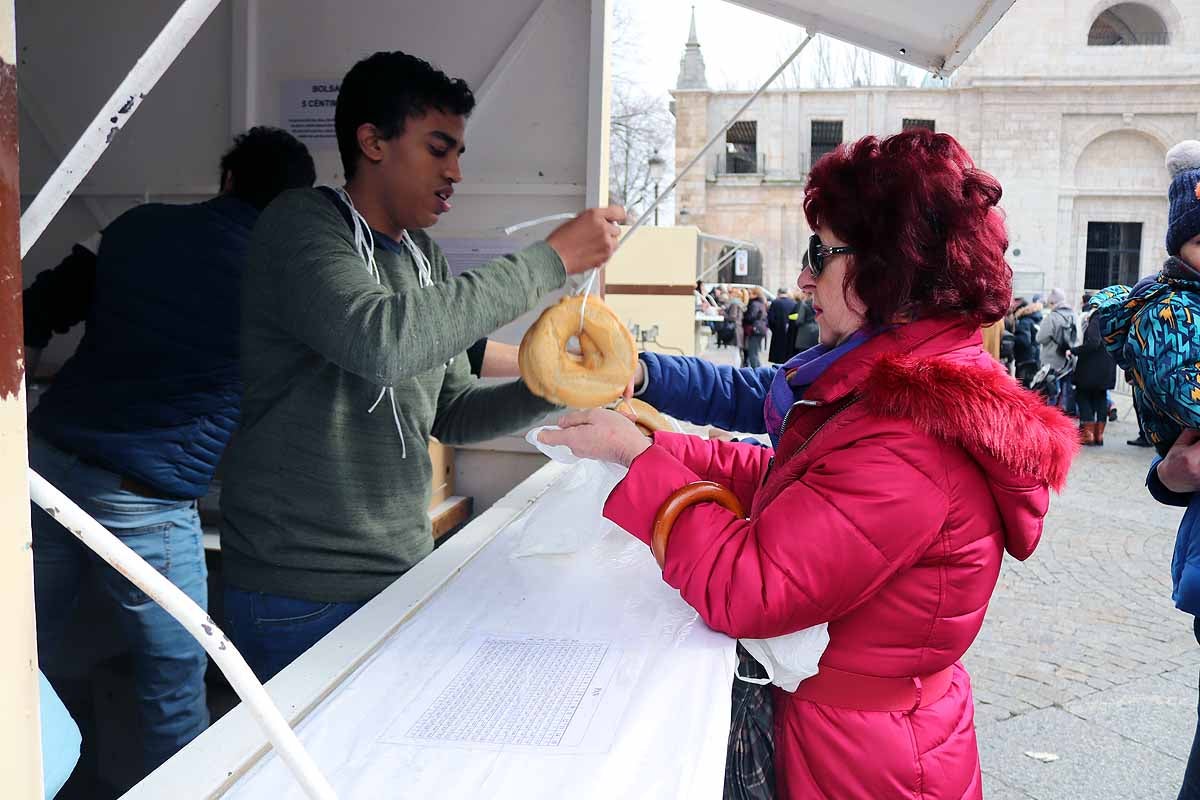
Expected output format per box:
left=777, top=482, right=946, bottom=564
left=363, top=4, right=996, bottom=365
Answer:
left=280, top=79, right=340, bottom=149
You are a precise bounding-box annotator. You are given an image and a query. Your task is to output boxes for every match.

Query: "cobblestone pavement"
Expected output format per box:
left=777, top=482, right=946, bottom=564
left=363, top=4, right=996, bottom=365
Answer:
left=972, top=397, right=1196, bottom=800
left=696, top=343, right=1194, bottom=798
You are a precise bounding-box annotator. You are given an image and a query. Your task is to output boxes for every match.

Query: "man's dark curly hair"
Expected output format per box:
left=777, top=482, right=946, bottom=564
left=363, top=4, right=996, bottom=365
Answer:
left=219, top=126, right=316, bottom=210
left=335, top=51, right=475, bottom=179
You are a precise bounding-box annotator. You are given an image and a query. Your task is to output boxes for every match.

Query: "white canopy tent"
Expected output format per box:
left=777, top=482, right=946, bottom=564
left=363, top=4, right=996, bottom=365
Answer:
left=724, top=0, right=1017, bottom=75
left=0, top=1, right=1016, bottom=798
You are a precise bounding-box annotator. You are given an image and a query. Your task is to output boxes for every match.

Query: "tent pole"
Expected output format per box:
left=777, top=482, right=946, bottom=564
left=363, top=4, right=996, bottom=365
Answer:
left=0, top=0, right=44, bottom=793
left=19, top=0, right=223, bottom=258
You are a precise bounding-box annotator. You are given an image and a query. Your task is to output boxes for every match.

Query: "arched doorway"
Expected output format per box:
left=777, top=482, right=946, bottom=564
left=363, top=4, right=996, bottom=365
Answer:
left=1070, top=129, right=1169, bottom=293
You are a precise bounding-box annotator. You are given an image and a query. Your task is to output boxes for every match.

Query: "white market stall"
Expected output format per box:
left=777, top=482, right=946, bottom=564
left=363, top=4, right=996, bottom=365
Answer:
left=0, top=1, right=1016, bottom=798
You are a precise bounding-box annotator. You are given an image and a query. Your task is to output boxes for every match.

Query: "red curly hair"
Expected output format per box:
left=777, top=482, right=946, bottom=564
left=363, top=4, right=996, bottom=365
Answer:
left=803, top=129, right=1011, bottom=327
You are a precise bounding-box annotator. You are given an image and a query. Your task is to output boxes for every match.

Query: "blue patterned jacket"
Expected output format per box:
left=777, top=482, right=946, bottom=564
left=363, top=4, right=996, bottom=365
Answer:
left=1094, top=258, right=1200, bottom=615
left=1093, top=258, right=1200, bottom=455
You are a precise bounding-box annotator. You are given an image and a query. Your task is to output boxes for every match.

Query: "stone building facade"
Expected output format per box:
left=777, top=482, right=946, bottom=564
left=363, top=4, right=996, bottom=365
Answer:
left=673, top=0, right=1200, bottom=299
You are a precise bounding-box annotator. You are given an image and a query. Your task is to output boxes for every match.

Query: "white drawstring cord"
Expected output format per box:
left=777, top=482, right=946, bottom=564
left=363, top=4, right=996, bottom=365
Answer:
left=332, top=186, right=435, bottom=459
left=575, top=268, right=598, bottom=333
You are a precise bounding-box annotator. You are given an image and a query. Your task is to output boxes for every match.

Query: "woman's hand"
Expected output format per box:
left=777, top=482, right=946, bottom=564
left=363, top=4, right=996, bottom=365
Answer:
left=538, top=408, right=651, bottom=467
left=707, top=427, right=737, bottom=442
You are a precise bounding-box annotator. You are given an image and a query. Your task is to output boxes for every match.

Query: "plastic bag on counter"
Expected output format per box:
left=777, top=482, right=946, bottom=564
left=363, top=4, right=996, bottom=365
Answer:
left=508, top=426, right=628, bottom=558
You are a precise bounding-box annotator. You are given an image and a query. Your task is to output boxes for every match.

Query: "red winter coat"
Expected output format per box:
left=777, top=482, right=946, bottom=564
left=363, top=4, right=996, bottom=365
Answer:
left=604, top=317, right=1079, bottom=799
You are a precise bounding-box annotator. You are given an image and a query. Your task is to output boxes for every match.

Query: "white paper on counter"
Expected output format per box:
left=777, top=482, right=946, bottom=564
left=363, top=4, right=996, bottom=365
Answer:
left=222, top=468, right=736, bottom=800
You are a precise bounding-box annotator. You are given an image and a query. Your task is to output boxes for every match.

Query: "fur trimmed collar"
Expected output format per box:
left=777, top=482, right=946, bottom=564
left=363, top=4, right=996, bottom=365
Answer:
left=862, top=353, right=1079, bottom=492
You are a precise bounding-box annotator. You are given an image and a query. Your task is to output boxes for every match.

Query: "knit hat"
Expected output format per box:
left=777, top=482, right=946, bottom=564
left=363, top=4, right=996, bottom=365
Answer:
left=1166, top=140, right=1200, bottom=257
left=1047, top=287, right=1067, bottom=306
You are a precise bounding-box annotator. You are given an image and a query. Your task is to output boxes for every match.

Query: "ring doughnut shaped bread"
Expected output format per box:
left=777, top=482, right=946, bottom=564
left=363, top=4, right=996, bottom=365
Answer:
left=651, top=482, right=746, bottom=568
left=615, top=398, right=673, bottom=436
left=519, top=295, right=637, bottom=407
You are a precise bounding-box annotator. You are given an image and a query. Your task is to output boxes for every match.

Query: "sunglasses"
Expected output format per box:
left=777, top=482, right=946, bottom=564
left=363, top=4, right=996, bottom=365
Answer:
left=806, top=234, right=854, bottom=277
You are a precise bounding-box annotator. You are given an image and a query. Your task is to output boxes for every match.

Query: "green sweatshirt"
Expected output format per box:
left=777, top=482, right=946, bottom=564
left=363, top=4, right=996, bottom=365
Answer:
left=219, top=188, right=565, bottom=602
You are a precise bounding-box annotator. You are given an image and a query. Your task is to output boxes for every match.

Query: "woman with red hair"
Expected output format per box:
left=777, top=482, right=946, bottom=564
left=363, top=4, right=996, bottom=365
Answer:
left=542, top=129, right=1079, bottom=798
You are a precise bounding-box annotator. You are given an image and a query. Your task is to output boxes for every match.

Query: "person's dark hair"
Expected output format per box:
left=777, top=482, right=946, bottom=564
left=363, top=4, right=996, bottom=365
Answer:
left=803, top=128, right=1012, bottom=327
left=336, top=51, right=475, bottom=179
left=219, top=127, right=316, bottom=210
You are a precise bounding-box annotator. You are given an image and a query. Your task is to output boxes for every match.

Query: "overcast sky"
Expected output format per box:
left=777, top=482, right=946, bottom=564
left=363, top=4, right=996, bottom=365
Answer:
left=614, top=0, right=925, bottom=97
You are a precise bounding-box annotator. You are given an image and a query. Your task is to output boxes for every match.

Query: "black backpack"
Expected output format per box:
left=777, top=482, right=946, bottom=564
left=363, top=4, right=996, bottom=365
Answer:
left=999, top=330, right=1015, bottom=361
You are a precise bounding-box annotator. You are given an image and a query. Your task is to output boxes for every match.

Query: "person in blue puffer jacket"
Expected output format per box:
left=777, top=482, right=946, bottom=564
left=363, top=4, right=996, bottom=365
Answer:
left=1092, top=139, right=1200, bottom=800
left=22, top=127, right=315, bottom=781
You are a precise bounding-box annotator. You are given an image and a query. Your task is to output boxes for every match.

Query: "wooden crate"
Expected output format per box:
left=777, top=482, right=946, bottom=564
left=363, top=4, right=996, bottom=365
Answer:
left=428, top=438, right=454, bottom=509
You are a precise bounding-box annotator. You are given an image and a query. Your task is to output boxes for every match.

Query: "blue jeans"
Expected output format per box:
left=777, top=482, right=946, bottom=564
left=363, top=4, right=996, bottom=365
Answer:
left=223, top=588, right=364, bottom=682
left=28, top=436, right=209, bottom=776
left=1181, top=618, right=1200, bottom=800
left=1060, top=378, right=1077, bottom=416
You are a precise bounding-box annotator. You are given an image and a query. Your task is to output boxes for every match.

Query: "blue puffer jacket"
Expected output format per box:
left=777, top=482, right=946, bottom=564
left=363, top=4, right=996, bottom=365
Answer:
left=637, top=351, right=776, bottom=433
left=1147, top=460, right=1200, bottom=615
left=29, top=196, right=258, bottom=499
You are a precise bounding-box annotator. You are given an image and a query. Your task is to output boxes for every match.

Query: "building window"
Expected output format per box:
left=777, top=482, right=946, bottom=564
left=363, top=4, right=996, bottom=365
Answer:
left=720, top=120, right=759, bottom=174
left=1085, top=222, right=1142, bottom=289
left=902, top=118, right=936, bottom=132
left=811, top=120, right=843, bottom=167
left=1088, top=4, right=1170, bottom=46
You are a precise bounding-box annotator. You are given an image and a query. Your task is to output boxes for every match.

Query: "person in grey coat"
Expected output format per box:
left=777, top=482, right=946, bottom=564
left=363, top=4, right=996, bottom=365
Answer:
left=1037, top=287, right=1076, bottom=405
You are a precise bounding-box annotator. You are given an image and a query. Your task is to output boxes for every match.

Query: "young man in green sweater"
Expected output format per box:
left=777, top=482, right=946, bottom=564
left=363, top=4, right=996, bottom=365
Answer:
left=219, top=51, right=625, bottom=680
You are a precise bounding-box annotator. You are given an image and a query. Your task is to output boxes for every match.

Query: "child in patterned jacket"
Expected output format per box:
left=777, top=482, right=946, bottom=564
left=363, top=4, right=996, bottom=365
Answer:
left=1094, top=141, right=1200, bottom=800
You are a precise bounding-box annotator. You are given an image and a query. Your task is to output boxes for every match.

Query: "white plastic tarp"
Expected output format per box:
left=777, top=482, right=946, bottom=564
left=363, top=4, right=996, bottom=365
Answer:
left=723, top=0, right=1016, bottom=74
left=223, top=467, right=736, bottom=800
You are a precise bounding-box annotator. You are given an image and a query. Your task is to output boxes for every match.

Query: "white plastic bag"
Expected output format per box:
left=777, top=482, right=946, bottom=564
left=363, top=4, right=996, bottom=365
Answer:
left=738, top=625, right=830, bottom=692
left=519, top=427, right=830, bottom=690
left=508, top=427, right=628, bottom=557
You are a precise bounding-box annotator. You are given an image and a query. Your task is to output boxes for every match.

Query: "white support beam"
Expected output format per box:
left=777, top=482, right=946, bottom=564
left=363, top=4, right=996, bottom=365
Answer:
left=19, top=0, right=224, bottom=259
left=585, top=0, right=611, bottom=210
left=0, top=1, right=42, bottom=795
left=455, top=182, right=584, bottom=197
left=472, top=0, right=558, bottom=120
left=28, top=471, right=338, bottom=800
left=230, top=0, right=260, bottom=134
left=616, top=32, right=815, bottom=252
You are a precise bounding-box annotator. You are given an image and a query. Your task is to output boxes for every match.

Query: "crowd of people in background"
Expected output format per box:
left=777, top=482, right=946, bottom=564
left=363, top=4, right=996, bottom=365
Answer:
left=697, top=275, right=1148, bottom=448
left=695, top=280, right=818, bottom=367
left=1001, top=286, right=1150, bottom=447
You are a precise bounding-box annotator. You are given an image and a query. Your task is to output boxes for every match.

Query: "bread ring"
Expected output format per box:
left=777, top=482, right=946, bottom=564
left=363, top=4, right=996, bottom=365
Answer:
left=615, top=398, right=673, bottom=436
left=651, top=481, right=746, bottom=568
left=519, top=295, right=637, bottom=407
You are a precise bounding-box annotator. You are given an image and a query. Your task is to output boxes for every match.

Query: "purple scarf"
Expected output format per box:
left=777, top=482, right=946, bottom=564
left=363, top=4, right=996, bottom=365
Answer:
left=763, top=329, right=874, bottom=447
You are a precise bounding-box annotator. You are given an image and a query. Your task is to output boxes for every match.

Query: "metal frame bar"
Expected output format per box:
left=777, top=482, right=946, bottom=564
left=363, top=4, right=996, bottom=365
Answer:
left=699, top=232, right=759, bottom=251
left=585, top=0, right=612, bottom=210
left=616, top=32, right=815, bottom=253
left=19, top=0, right=223, bottom=258
left=698, top=245, right=749, bottom=282
left=473, top=0, right=558, bottom=119
left=28, top=472, right=338, bottom=800
left=16, top=83, right=110, bottom=231
left=230, top=0, right=260, bottom=135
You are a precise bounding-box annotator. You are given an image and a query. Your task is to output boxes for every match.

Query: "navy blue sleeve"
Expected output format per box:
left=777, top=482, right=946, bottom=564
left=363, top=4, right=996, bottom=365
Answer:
left=23, top=244, right=97, bottom=348
left=466, top=338, right=488, bottom=377
left=638, top=351, right=776, bottom=433
left=1147, top=456, right=1193, bottom=507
